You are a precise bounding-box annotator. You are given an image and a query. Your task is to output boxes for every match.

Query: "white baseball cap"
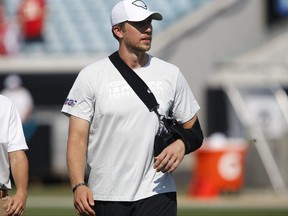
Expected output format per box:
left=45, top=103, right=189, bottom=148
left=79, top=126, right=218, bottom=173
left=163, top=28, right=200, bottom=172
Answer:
left=110, top=0, right=163, bottom=26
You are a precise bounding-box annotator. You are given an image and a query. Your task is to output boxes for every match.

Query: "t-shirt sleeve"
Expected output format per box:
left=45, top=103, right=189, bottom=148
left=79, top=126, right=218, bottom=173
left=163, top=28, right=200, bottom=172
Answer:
left=172, top=70, right=200, bottom=123
left=8, top=104, right=28, bottom=152
left=61, top=69, right=95, bottom=122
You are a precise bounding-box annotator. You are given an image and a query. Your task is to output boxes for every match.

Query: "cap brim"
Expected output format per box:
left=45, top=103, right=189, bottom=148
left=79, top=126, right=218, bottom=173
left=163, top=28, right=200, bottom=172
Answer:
left=128, top=12, right=163, bottom=22
left=150, top=12, right=163, bottom=21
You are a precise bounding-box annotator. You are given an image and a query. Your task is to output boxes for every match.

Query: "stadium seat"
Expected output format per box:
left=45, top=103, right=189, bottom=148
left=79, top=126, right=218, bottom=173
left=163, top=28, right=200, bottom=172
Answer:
left=3, top=0, right=211, bottom=56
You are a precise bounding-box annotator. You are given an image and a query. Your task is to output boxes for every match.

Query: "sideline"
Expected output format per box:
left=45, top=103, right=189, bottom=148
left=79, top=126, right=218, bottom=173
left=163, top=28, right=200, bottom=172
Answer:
left=26, top=192, right=288, bottom=209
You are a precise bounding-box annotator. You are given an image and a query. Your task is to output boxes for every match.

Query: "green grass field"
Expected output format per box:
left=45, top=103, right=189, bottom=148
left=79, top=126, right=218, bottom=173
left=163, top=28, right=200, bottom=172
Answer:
left=15, top=184, right=288, bottom=216
left=25, top=207, right=75, bottom=216
left=25, top=207, right=288, bottom=216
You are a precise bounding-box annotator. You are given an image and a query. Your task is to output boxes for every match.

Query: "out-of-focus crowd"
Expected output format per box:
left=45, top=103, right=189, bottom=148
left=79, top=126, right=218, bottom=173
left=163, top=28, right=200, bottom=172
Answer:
left=0, top=0, right=46, bottom=56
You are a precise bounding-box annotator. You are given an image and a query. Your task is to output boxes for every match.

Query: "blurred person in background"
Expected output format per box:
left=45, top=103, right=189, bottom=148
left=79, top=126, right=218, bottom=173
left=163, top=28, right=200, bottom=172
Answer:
left=62, top=0, right=203, bottom=216
left=0, top=0, right=20, bottom=56
left=17, top=0, right=46, bottom=43
left=0, top=0, right=7, bottom=55
left=1, top=74, right=36, bottom=141
left=0, top=94, right=29, bottom=216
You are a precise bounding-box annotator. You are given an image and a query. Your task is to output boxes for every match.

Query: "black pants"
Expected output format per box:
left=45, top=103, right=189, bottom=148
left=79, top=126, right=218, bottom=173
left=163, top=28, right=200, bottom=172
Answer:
left=92, top=192, right=177, bottom=216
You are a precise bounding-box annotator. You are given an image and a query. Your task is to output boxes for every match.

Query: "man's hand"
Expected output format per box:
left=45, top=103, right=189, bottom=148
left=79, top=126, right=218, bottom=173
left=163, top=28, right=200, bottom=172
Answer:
left=153, top=139, right=185, bottom=173
left=7, top=192, right=27, bottom=216
left=73, top=186, right=95, bottom=216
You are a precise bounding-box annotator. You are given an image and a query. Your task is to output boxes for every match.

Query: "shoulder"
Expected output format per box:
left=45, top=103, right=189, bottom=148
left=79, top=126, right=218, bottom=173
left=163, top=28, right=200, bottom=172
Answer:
left=149, top=55, right=180, bottom=71
left=72, top=57, right=116, bottom=91
left=78, top=57, right=112, bottom=77
left=82, top=57, right=111, bottom=70
left=148, top=55, right=182, bottom=80
left=0, top=95, right=13, bottom=117
left=0, top=94, right=12, bottom=105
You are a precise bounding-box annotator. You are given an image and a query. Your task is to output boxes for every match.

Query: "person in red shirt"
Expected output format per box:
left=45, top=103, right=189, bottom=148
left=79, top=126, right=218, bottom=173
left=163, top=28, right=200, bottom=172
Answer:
left=17, top=0, right=46, bottom=43
left=0, top=1, right=8, bottom=55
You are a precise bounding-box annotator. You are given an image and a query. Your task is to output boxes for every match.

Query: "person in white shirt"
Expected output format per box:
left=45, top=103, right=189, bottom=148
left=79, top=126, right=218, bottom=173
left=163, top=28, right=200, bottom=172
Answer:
left=2, top=74, right=36, bottom=141
left=0, top=95, right=29, bottom=216
left=2, top=74, right=34, bottom=124
left=62, top=1, right=203, bottom=216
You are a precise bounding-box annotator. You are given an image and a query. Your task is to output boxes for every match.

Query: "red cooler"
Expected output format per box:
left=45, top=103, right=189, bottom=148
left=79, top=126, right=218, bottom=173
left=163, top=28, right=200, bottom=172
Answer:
left=188, top=139, right=247, bottom=198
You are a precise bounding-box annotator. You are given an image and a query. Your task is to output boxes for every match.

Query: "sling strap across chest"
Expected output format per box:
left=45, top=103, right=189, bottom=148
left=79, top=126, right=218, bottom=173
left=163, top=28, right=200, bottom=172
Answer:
left=108, top=51, right=203, bottom=155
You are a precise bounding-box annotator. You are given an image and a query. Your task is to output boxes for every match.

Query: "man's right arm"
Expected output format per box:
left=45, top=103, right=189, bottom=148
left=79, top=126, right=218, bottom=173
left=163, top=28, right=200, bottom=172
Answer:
left=66, top=115, right=95, bottom=216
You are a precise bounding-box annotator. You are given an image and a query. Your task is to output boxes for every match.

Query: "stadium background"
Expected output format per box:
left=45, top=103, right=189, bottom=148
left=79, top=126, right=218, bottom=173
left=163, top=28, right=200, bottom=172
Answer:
left=1, top=0, right=288, bottom=212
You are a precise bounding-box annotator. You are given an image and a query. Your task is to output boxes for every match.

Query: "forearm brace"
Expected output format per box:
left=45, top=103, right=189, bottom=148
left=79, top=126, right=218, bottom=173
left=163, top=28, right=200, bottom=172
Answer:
left=171, top=118, right=204, bottom=154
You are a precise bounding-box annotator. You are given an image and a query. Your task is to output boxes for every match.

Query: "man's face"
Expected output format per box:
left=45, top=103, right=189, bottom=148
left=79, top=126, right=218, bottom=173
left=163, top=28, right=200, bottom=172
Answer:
left=122, top=17, right=153, bottom=52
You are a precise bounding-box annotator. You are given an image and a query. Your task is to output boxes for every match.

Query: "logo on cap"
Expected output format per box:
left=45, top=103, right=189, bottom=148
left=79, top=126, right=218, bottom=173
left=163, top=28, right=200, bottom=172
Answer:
left=132, top=0, right=147, bottom=10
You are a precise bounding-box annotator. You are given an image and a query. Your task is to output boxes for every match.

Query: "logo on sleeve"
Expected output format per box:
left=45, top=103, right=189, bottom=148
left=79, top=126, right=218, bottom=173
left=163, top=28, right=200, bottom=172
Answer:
left=64, top=98, right=77, bottom=107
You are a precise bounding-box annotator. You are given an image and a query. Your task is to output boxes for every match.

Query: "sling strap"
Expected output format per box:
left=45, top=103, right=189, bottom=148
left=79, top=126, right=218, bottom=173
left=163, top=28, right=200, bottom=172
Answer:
left=109, top=51, right=159, bottom=113
left=109, top=51, right=204, bottom=155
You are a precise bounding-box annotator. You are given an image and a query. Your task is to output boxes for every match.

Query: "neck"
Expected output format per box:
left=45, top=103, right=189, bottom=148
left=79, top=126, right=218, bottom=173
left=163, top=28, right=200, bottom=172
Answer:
left=118, top=48, right=148, bottom=69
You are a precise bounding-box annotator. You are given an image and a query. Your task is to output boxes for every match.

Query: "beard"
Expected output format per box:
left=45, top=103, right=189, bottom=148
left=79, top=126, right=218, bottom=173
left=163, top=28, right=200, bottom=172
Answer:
left=124, top=38, right=152, bottom=53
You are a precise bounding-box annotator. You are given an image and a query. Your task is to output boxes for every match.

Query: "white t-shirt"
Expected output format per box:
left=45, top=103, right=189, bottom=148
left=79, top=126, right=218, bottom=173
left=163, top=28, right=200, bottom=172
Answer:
left=61, top=55, right=200, bottom=201
left=0, top=95, right=28, bottom=190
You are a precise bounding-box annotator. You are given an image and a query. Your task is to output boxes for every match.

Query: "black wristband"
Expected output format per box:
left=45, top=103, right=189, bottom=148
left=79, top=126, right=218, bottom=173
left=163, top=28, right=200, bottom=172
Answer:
left=72, top=182, right=86, bottom=193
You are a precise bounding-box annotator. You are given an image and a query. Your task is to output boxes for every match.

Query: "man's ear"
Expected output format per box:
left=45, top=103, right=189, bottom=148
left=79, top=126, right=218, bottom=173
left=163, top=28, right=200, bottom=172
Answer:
left=112, top=25, right=124, bottom=39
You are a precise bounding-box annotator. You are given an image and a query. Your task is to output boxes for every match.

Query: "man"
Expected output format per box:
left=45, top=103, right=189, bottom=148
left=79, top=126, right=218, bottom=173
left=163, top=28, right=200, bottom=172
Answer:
left=61, top=1, right=203, bottom=215
left=0, top=95, right=29, bottom=216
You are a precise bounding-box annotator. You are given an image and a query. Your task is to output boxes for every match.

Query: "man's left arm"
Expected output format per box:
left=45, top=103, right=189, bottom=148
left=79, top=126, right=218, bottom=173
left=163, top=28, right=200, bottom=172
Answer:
left=154, top=115, right=203, bottom=173
left=7, top=150, right=29, bottom=216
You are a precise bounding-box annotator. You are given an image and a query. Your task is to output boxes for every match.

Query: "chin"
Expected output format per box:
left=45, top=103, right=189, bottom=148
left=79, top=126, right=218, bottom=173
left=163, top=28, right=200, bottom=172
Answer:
left=142, top=45, right=151, bottom=51
left=134, top=44, right=151, bottom=52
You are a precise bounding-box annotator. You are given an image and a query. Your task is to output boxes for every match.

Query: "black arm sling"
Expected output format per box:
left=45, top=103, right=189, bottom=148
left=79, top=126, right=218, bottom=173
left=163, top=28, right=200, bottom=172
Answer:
left=109, top=51, right=203, bottom=156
